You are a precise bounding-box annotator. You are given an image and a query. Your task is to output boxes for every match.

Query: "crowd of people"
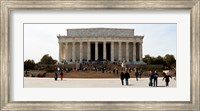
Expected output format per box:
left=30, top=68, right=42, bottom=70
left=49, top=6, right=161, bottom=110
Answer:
left=119, top=67, right=175, bottom=87
left=54, top=62, right=175, bottom=87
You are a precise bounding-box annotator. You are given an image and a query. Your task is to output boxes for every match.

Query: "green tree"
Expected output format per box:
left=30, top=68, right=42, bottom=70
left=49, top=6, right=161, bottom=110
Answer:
left=154, top=56, right=165, bottom=65
left=143, top=54, right=175, bottom=67
left=24, top=59, right=35, bottom=70
left=39, top=54, right=57, bottom=65
left=164, top=54, right=176, bottom=69
left=143, top=55, right=153, bottom=64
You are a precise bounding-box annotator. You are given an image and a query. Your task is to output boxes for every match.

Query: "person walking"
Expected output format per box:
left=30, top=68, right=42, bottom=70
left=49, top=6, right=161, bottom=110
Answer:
left=153, top=70, right=158, bottom=87
left=135, top=70, right=139, bottom=81
left=139, top=69, right=143, bottom=79
left=124, top=71, right=130, bottom=85
left=60, top=70, right=64, bottom=80
left=120, top=71, right=125, bottom=85
left=163, top=72, right=172, bottom=87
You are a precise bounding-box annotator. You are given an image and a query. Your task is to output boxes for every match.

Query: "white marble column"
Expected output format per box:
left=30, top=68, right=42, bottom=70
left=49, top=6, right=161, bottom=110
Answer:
left=103, top=41, right=106, bottom=60
left=118, top=42, right=122, bottom=62
left=59, top=42, right=62, bottom=62
left=62, top=44, right=65, bottom=61
left=72, top=42, right=75, bottom=62
left=126, top=42, right=129, bottom=62
left=65, top=42, right=68, bottom=61
left=80, top=42, right=83, bottom=62
left=111, top=42, right=114, bottom=62
left=133, top=42, right=136, bottom=62
left=140, top=42, right=143, bottom=61
left=87, top=42, right=91, bottom=61
left=95, top=42, right=98, bottom=60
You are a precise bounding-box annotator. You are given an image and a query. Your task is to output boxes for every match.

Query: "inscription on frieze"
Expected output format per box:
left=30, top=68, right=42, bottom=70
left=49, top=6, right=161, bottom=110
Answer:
left=67, top=28, right=135, bottom=37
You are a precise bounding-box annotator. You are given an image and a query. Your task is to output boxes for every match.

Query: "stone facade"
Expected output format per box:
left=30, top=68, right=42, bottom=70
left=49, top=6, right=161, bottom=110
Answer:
left=57, top=28, right=144, bottom=63
left=67, top=28, right=134, bottom=37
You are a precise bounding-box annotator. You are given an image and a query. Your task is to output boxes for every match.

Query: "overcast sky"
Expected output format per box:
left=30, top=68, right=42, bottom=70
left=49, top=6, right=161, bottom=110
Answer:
left=24, top=24, right=176, bottom=63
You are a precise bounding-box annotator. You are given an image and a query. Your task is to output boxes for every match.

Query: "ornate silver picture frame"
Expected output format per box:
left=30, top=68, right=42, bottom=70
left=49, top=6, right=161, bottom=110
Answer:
left=0, top=0, right=199, bottom=110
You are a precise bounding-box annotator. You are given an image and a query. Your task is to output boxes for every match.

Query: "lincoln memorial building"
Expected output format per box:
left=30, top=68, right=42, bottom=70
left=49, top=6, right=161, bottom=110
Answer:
left=57, top=28, right=144, bottom=64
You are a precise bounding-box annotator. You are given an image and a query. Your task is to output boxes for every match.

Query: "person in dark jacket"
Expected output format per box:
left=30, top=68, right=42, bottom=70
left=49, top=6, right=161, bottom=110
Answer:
left=139, top=71, right=142, bottom=79
left=54, top=72, right=58, bottom=81
left=120, top=71, right=125, bottom=85
left=135, top=71, right=139, bottom=81
left=163, top=72, right=172, bottom=86
left=149, top=71, right=154, bottom=87
left=124, top=71, right=130, bottom=85
left=153, top=70, right=158, bottom=87
left=174, top=72, right=176, bottom=80
left=60, top=70, right=64, bottom=80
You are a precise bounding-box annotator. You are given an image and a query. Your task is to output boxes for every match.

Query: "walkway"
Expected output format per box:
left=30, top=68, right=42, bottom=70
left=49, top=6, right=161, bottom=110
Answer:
left=24, top=77, right=176, bottom=88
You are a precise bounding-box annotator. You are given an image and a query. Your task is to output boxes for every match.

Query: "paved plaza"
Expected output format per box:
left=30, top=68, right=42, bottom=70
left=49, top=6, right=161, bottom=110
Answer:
left=24, top=77, right=176, bottom=88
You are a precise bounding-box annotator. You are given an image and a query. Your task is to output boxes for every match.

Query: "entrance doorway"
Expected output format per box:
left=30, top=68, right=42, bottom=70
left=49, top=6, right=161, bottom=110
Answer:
left=136, top=42, right=140, bottom=61
left=106, top=43, right=111, bottom=61
left=91, top=43, right=95, bottom=61
left=98, top=43, right=103, bottom=61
